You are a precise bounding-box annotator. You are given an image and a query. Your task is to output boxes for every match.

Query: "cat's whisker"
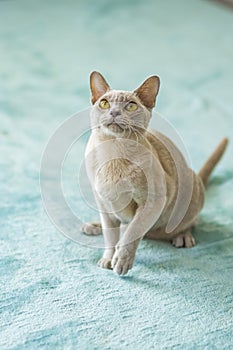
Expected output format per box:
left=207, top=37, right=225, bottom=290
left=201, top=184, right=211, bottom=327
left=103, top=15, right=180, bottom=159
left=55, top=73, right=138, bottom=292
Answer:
left=133, top=125, right=152, bottom=148
left=127, top=124, right=137, bottom=143
left=132, top=126, right=139, bottom=145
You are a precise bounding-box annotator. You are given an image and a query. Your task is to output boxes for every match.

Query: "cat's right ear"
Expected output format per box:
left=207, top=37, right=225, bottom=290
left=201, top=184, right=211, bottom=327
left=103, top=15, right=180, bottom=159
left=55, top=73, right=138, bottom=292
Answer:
left=90, top=71, right=111, bottom=104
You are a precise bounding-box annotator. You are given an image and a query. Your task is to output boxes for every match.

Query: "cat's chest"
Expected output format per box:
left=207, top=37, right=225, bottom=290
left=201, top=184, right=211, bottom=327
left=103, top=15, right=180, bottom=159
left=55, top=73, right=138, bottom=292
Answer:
left=95, top=159, right=139, bottom=202
left=98, top=158, right=133, bottom=181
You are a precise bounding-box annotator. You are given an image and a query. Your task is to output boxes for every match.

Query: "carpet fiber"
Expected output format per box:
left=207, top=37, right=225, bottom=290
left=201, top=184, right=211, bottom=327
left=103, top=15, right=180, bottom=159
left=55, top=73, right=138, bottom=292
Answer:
left=1, top=0, right=233, bottom=349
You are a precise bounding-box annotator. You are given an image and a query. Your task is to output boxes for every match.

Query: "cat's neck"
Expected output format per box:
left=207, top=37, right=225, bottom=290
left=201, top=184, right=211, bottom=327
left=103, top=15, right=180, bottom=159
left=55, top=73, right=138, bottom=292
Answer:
left=91, top=129, right=153, bottom=167
left=93, top=128, right=146, bottom=144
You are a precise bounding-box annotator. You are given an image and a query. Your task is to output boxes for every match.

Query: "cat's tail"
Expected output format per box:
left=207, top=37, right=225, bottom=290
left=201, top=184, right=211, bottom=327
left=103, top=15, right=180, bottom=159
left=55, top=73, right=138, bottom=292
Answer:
left=198, top=138, right=229, bottom=187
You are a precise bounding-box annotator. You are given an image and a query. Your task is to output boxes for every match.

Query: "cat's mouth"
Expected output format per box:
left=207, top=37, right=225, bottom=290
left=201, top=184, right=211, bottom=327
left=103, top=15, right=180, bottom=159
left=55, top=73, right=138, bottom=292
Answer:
left=105, top=121, right=125, bottom=132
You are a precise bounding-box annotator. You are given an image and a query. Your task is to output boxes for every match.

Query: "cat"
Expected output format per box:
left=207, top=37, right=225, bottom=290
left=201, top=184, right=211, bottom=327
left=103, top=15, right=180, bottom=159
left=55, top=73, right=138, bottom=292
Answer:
left=81, top=71, right=228, bottom=275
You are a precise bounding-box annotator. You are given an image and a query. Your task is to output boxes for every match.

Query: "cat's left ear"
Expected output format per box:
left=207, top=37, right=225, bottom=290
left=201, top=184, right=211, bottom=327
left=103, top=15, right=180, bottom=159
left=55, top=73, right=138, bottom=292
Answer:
left=90, top=71, right=111, bottom=104
left=134, top=76, right=160, bottom=109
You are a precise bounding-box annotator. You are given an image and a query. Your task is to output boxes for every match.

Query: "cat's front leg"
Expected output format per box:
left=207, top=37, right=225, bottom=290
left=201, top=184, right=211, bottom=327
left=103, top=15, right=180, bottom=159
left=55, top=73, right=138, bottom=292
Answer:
left=111, top=206, right=146, bottom=275
left=111, top=238, right=140, bottom=275
left=112, top=197, right=165, bottom=275
left=98, top=212, right=120, bottom=270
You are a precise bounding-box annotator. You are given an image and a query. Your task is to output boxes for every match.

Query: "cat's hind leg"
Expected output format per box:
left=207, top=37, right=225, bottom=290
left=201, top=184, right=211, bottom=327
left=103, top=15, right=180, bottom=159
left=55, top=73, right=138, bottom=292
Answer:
left=81, top=222, right=102, bottom=235
left=172, top=230, right=195, bottom=248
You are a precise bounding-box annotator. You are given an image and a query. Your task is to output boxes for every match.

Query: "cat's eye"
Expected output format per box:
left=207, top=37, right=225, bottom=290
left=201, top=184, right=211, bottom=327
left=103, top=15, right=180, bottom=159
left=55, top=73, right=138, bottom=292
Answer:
left=99, top=99, right=110, bottom=109
left=126, top=101, right=138, bottom=112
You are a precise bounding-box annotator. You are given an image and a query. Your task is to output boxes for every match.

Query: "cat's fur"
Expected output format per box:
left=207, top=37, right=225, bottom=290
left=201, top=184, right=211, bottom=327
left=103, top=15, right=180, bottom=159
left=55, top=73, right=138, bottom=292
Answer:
left=81, top=71, right=228, bottom=275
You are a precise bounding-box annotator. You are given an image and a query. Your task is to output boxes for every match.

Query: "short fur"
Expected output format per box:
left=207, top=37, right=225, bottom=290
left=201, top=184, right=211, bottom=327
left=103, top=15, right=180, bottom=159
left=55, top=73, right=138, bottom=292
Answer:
left=81, top=71, right=229, bottom=275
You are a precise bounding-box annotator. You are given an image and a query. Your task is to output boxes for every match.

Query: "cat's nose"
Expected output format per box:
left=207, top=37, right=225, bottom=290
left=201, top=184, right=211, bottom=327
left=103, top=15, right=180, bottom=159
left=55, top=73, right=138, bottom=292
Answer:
left=110, top=109, right=121, bottom=118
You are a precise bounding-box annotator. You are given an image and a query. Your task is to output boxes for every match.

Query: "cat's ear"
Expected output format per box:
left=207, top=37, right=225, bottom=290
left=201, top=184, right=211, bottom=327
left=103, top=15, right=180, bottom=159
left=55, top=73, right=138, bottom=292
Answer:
left=134, top=76, right=160, bottom=109
left=90, top=71, right=111, bottom=104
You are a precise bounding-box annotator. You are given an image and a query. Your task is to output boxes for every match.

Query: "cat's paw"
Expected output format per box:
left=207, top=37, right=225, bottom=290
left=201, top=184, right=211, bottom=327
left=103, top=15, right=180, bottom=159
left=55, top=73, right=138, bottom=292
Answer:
left=97, top=258, right=113, bottom=270
left=111, top=246, right=135, bottom=275
left=80, top=222, right=102, bottom=235
left=172, top=231, right=195, bottom=248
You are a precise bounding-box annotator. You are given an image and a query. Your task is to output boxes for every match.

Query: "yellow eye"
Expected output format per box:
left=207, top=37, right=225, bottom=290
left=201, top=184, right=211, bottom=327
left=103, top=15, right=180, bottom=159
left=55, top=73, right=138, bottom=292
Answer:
left=126, top=101, right=138, bottom=112
left=99, top=99, right=110, bottom=109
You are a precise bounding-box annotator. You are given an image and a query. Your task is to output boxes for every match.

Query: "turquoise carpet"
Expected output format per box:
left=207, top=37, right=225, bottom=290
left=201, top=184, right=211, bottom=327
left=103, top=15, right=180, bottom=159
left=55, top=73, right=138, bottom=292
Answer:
left=1, top=0, right=233, bottom=349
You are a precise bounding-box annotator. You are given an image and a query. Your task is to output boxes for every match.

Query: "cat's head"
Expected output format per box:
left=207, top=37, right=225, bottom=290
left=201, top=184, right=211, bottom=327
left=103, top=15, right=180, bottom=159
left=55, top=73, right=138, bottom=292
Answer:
left=90, top=71, right=160, bottom=137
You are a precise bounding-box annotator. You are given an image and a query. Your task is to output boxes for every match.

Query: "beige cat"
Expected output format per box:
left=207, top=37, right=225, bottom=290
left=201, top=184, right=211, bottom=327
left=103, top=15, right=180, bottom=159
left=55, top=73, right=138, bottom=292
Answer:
left=81, top=71, right=228, bottom=275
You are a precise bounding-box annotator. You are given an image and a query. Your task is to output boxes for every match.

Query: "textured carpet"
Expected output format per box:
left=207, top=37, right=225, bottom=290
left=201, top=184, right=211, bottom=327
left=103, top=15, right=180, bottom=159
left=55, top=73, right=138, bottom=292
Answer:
left=1, top=0, right=233, bottom=349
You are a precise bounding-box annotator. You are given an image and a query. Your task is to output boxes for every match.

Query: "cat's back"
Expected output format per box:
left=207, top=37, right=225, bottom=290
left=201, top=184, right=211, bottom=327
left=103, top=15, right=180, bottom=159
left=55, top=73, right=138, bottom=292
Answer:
left=146, top=129, right=189, bottom=177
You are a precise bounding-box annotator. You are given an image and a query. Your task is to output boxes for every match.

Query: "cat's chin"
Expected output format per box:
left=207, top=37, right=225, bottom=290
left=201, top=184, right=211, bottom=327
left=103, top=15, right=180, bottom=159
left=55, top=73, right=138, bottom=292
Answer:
left=101, top=123, right=125, bottom=136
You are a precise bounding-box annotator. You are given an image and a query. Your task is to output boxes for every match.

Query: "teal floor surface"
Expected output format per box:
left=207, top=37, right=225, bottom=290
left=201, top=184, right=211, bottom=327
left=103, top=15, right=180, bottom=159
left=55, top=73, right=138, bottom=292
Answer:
left=1, top=0, right=233, bottom=349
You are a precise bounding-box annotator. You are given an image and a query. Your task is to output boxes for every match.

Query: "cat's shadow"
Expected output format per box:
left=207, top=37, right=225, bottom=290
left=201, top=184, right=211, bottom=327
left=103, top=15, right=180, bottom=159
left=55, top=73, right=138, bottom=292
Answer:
left=125, top=218, right=232, bottom=287
left=207, top=171, right=233, bottom=186
left=191, top=219, right=233, bottom=245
